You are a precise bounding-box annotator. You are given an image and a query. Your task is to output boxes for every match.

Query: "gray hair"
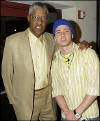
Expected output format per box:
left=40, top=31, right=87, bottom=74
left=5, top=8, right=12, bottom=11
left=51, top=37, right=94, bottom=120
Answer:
left=28, top=2, right=49, bottom=15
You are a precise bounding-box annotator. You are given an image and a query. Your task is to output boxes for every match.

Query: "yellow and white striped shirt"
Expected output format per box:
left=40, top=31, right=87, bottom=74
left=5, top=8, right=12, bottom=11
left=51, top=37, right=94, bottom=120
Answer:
left=51, top=43, right=99, bottom=120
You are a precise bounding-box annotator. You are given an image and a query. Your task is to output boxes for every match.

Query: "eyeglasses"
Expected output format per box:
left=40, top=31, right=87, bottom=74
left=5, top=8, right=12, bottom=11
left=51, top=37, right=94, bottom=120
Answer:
left=55, top=30, right=70, bottom=36
left=31, top=14, right=47, bottom=21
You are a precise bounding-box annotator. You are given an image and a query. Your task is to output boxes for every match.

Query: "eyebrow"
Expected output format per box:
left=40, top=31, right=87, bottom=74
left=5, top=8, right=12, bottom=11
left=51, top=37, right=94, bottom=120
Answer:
left=55, top=30, right=61, bottom=32
left=56, top=28, right=70, bottom=32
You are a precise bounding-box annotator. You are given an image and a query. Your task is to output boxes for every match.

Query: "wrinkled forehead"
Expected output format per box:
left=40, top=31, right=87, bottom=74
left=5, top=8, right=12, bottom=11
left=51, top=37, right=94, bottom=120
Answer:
left=30, top=7, right=48, bottom=15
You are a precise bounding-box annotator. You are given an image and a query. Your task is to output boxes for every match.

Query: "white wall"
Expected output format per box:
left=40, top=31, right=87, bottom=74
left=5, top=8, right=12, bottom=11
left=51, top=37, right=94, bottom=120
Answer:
left=61, top=1, right=97, bottom=42
left=9, top=0, right=97, bottom=43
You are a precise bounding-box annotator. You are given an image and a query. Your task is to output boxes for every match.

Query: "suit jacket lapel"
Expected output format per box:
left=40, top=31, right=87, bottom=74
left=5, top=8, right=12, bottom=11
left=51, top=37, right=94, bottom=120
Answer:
left=23, top=29, right=35, bottom=73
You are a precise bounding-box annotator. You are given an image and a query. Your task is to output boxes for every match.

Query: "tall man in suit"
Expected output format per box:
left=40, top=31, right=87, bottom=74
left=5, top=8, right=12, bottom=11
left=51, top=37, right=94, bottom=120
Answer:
left=2, top=2, right=56, bottom=121
left=2, top=2, right=90, bottom=121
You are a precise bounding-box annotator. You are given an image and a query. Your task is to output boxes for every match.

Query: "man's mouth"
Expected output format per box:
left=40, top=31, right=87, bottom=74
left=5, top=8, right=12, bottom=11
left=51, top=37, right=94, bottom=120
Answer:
left=61, top=38, right=66, bottom=42
left=35, top=26, right=42, bottom=30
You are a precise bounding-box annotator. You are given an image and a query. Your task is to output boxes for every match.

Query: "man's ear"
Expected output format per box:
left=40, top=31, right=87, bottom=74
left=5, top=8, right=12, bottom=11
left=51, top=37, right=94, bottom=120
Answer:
left=54, top=37, right=56, bottom=41
left=27, top=16, right=30, bottom=22
left=72, top=34, right=74, bottom=39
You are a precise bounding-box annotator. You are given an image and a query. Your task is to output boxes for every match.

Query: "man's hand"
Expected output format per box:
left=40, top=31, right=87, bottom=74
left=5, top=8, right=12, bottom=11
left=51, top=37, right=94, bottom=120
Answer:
left=78, top=40, right=92, bottom=50
left=63, top=109, right=80, bottom=121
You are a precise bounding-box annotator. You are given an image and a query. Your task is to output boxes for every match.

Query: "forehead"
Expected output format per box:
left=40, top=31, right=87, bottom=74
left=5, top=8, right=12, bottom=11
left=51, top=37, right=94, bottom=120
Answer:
left=31, top=7, right=47, bottom=15
left=56, top=25, right=70, bottom=31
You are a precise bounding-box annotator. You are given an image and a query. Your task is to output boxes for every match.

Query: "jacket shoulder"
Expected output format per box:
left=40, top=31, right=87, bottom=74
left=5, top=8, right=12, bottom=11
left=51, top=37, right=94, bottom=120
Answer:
left=6, top=30, right=27, bottom=41
left=5, top=29, right=28, bottom=48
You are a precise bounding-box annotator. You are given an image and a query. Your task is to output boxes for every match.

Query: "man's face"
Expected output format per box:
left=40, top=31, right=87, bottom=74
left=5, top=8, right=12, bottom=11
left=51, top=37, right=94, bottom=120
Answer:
left=55, top=25, right=73, bottom=47
left=27, top=7, right=47, bottom=38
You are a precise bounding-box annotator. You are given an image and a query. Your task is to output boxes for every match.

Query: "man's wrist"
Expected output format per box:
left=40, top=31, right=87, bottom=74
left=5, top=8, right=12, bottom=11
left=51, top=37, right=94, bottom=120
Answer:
left=73, top=109, right=82, bottom=119
left=63, top=108, right=69, bottom=114
left=76, top=107, right=83, bottom=115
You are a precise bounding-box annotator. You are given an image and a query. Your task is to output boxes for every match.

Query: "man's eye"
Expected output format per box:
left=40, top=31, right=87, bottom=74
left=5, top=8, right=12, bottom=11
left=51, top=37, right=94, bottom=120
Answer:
left=56, top=32, right=61, bottom=34
left=42, top=16, right=47, bottom=20
left=65, top=30, right=69, bottom=32
left=65, top=30, right=70, bottom=32
left=34, top=16, right=38, bottom=19
left=32, top=15, right=38, bottom=19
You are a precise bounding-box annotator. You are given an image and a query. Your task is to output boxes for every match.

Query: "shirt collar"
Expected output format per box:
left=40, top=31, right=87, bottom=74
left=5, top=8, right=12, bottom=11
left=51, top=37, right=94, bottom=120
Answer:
left=56, top=42, right=78, bottom=60
left=28, top=28, right=43, bottom=41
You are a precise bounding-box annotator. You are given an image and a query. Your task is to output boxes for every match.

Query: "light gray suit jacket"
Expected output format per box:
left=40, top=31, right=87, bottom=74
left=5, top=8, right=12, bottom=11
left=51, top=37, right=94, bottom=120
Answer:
left=2, top=28, right=55, bottom=120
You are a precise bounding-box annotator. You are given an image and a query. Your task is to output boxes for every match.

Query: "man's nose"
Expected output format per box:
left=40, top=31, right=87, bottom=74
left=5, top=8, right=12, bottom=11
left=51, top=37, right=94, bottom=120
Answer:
left=61, top=32, right=65, bottom=36
left=38, top=17, right=42, bottom=24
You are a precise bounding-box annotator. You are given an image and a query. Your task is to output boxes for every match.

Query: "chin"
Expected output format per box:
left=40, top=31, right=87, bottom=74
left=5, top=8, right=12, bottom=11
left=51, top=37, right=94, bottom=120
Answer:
left=37, top=31, right=44, bottom=36
left=60, top=43, right=68, bottom=47
left=59, top=44, right=66, bottom=47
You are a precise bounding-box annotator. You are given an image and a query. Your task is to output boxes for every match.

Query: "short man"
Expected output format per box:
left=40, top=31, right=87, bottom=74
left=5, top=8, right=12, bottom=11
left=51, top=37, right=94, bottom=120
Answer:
left=2, top=2, right=90, bottom=121
left=51, top=19, right=100, bottom=121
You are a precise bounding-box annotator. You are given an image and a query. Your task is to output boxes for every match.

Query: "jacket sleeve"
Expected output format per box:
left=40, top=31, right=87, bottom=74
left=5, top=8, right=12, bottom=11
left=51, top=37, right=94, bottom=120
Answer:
left=2, top=38, right=14, bottom=104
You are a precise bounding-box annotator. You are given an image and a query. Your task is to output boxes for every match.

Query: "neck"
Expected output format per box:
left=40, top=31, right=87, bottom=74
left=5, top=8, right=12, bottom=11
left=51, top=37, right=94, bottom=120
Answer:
left=60, top=42, right=73, bottom=55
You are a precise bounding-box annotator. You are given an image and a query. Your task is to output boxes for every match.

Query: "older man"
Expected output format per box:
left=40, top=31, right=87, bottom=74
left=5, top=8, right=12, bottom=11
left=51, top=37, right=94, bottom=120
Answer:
left=2, top=2, right=56, bottom=121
